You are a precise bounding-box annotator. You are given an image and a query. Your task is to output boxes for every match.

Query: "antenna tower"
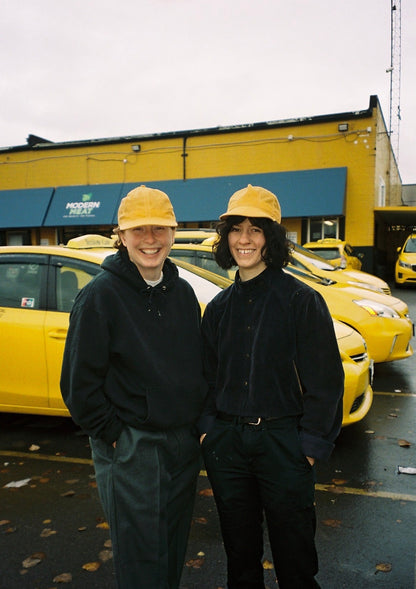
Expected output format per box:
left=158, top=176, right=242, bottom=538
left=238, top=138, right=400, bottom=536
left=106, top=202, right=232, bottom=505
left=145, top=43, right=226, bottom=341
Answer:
left=388, top=0, right=402, bottom=160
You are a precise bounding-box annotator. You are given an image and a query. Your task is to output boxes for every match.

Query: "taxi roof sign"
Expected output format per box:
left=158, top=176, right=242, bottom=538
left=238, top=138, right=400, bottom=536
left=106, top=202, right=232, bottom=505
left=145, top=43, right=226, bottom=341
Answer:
left=66, top=234, right=115, bottom=249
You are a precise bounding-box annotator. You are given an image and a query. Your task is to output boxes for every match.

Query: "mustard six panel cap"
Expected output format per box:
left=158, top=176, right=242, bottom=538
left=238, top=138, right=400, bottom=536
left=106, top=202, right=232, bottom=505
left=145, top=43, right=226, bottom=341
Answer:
left=118, top=185, right=178, bottom=230
left=220, top=184, right=281, bottom=223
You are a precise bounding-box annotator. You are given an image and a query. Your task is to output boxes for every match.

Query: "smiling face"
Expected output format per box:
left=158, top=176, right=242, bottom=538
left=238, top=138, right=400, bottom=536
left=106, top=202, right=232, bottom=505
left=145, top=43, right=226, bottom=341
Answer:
left=120, top=225, right=176, bottom=281
left=228, top=218, right=267, bottom=281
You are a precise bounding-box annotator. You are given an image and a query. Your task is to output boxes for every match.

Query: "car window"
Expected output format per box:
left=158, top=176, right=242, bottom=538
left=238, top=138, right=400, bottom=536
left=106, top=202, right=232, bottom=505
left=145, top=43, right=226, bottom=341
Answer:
left=293, top=244, right=335, bottom=270
left=170, top=250, right=196, bottom=264
left=292, top=250, right=335, bottom=272
left=195, top=252, right=231, bottom=278
left=0, top=262, right=43, bottom=309
left=307, top=247, right=339, bottom=261
left=52, top=258, right=102, bottom=312
left=404, top=237, right=416, bottom=253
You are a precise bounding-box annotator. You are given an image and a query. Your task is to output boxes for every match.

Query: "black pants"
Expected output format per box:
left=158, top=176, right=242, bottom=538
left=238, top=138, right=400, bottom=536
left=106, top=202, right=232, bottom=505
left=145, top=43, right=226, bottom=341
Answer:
left=90, top=424, right=200, bottom=589
left=202, top=416, right=320, bottom=589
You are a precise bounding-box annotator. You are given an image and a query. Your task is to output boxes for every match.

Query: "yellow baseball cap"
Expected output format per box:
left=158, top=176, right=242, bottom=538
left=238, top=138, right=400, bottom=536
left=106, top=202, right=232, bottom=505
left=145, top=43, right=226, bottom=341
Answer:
left=220, top=184, right=281, bottom=223
left=118, top=185, right=178, bottom=230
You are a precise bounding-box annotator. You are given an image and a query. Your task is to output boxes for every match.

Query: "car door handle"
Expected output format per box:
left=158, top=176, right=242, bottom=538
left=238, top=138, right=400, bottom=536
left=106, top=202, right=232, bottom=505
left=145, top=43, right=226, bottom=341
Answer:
left=48, top=329, right=68, bottom=340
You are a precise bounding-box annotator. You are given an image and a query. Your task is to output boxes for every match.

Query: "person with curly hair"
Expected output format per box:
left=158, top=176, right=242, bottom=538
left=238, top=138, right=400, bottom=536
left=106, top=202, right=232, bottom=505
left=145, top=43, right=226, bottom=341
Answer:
left=199, top=184, right=344, bottom=589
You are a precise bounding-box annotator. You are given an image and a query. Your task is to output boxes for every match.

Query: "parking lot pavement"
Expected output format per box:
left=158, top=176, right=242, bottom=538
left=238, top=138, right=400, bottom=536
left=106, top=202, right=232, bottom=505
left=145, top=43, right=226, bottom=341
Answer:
left=2, top=387, right=416, bottom=589
left=1, top=285, right=415, bottom=589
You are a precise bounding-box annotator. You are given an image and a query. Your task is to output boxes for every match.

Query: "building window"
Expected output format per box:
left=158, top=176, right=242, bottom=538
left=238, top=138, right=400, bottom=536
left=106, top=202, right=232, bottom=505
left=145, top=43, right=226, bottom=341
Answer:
left=307, top=218, right=339, bottom=242
left=6, top=231, right=31, bottom=245
left=378, top=178, right=386, bottom=207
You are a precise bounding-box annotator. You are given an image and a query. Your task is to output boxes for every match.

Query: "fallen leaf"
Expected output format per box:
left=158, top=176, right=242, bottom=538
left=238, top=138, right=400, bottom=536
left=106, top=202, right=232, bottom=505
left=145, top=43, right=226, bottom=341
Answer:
left=82, top=561, right=101, bottom=572
left=4, top=478, right=31, bottom=488
left=40, top=528, right=57, bottom=538
left=186, top=557, right=205, bottom=569
left=398, top=439, right=411, bottom=448
left=194, top=517, right=208, bottom=524
left=0, top=520, right=11, bottom=526
left=4, top=526, right=17, bottom=534
left=327, top=485, right=346, bottom=495
left=262, top=559, right=274, bottom=569
left=53, top=572, right=73, bottom=583
left=29, top=444, right=40, bottom=452
left=60, top=490, right=75, bottom=498
left=39, top=478, right=50, bottom=484
left=375, top=562, right=392, bottom=573
left=197, top=551, right=205, bottom=557
left=43, top=519, right=52, bottom=524
left=78, top=526, right=87, bottom=532
left=65, top=479, right=79, bottom=485
left=198, top=488, right=214, bottom=497
left=99, top=549, right=113, bottom=562
left=332, top=478, right=348, bottom=485
left=22, top=552, right=46, bottom=568
left=322, top=519, right=342, bottom=528
left=96, top=521, right=110, bottom=530
left=104, top=539, right=112, bottom=548
left=365, top=430, right=375, bottom=434
left=364, top=480, right=377, bottom=487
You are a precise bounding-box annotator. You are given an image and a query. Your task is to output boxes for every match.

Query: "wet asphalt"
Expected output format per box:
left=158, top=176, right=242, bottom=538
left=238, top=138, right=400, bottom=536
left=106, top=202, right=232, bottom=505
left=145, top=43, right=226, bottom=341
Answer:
left=0, top=285, right=415, bottom=589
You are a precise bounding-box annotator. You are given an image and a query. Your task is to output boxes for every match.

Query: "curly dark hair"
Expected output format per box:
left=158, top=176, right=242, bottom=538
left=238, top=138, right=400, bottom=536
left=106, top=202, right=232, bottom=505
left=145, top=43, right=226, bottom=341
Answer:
left=213, top=216, right=291, bottom=270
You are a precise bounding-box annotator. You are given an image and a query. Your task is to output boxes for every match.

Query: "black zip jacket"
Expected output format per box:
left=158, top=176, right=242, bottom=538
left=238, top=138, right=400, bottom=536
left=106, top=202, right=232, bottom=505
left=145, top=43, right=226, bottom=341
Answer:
left=60, top=251, right=208, bottom=445
left=200, top=266, right=344, bottom=461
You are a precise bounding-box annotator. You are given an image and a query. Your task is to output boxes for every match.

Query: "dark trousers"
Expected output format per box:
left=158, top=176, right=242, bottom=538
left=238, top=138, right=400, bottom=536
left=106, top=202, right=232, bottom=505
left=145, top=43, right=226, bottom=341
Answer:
left=90, top=424, right=200, bottom=589
left=202, top=417, right=320, bottom=589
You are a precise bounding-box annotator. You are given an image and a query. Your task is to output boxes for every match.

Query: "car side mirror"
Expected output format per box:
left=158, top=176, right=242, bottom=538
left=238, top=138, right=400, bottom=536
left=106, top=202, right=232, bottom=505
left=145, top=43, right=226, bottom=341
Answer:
left=357, top=253, right=364, bottom=260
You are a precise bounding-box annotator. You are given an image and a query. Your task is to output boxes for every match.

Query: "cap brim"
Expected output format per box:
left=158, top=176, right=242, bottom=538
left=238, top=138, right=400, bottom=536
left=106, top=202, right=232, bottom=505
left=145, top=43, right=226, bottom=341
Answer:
left=219, top=206, right=279, bottom=222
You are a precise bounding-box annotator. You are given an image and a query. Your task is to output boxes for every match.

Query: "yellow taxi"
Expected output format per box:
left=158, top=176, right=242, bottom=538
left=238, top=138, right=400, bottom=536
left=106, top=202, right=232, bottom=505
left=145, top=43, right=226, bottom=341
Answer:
left=0, top=236, right=373, bottom=427
left=0, top=236, right=221, bottom=417
left=171, top=242, right=413, bottom=364
left=302, top=239, right=363, bottom=270
left=172, top=260, right=374, bottom=428
left=290, top=243, right=391, bottom=295
left=333, top=320, right=373, bottom=427
left=173, top=228, right=216, bottom=243
left=395, top=234, right=416, bottom=287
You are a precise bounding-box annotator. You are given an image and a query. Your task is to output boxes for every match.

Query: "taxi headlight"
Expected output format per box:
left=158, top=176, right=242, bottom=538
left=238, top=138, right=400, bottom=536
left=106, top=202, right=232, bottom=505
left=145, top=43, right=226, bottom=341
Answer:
left=353, top=299, right=400, bottom=318
left=399, top=260, right=411, bottom=269
left=347, top=281, right=384, bottom=294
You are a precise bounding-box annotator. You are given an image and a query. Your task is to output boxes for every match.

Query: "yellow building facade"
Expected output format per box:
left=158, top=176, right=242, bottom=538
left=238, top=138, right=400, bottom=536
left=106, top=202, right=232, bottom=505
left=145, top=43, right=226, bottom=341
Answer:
left=0, top=95, right=409, bottom=276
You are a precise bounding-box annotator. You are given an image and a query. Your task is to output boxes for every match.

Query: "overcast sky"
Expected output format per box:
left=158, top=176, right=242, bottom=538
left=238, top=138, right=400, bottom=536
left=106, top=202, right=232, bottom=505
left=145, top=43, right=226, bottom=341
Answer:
left=1, top=0, right=415, bottom=183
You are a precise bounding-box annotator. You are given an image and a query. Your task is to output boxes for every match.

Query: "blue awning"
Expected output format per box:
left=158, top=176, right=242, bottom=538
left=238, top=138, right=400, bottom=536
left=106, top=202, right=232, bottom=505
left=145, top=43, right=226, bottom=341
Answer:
left=116, top=167, right=347, bottom=223
left=43, top=184, right=125, bottom=226
left=0, top=187, right=54, bottom=228
left=3, top=168, right=346, bottom=229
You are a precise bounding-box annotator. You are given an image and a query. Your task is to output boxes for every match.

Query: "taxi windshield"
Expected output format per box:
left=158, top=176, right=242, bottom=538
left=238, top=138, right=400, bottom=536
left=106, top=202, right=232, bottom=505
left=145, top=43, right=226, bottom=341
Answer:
left=404, top=237, right=416, bottom=253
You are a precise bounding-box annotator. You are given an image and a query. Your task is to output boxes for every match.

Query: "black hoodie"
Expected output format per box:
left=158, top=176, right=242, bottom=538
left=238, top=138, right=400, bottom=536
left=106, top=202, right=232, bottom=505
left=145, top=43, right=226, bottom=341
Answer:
left=60, top=250, right=208, bottom=445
